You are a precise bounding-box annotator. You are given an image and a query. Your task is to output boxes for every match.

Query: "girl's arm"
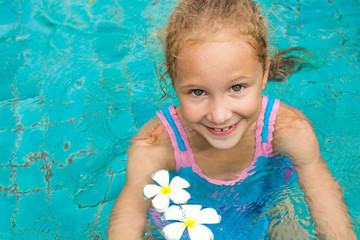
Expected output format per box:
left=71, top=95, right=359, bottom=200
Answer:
left=107, top=118, right=174, bottom=239
left=274, top=103, right=357, bottom=240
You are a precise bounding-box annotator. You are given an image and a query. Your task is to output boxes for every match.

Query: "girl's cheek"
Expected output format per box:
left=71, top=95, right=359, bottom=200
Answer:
left=182, top=104, right=204, bottom=121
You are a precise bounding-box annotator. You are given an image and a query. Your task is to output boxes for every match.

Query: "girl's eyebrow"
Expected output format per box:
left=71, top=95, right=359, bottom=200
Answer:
left=178, top=84, right=203, bottom=89
left=228, top=75, right=254, bottom=83
left=222, top=77, right=254, bottom=86
left=178, top=75, right=255, bottom=89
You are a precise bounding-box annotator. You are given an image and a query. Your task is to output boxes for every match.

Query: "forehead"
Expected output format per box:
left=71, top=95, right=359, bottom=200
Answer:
left=178, top=28, right=258, bottom=53
left=177, top=30, right=260, bottom=65
left=176, top=32, right=260, bottom=74
left=174, top=34, right=264, bottom=90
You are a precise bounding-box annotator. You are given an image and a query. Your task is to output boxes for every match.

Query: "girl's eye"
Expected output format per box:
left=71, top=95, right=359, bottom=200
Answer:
left=191, top=89, right=205, bottom=96
left=231, top=84, right=243, bottom=92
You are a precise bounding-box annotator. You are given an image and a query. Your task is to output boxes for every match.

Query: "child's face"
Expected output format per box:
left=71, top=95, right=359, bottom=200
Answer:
left=174, top=31, right=268, bottom=150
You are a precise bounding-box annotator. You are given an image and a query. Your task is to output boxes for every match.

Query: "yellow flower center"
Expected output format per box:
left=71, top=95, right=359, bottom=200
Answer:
left=184, top=219, right=196, bottom=228
left=161, top=186, right=171, bottom=195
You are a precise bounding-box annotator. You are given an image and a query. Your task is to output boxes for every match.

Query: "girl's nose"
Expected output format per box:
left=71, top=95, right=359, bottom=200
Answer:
left=206, top=99, right=232, bottom=125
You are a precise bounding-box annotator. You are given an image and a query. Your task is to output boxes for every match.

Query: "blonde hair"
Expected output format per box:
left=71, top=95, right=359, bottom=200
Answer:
left=159, top=0, right=311, bottom=95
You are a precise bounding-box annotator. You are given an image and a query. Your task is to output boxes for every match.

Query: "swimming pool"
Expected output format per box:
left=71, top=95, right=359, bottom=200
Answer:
left=0, top=0, right=359, bottom=239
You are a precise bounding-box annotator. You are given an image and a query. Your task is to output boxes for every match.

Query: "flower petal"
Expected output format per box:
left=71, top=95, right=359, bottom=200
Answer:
left=169, top=176, right=190, bottom=189
left=181, top=205, right=202, bottom=219
left=152, top=169, right=169, bottom=187
left=143, top=184, right=161, bottom=199
left=162, top=205, right=183, bottom=221
left=169, top=188, right=191, bottom=204
left=152, top=193, right=170, bottom=212
left=188, top=224, right=214, bottom=240
left=197, top=208, right=221, bottom=224
left=162, top=222, right=186, bottom=240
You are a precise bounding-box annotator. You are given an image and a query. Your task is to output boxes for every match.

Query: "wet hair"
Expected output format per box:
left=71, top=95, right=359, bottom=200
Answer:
left=159, top=0, right=311, bottom=96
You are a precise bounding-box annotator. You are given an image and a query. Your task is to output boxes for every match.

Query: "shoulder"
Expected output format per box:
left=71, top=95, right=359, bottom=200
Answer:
left=126, top=116, right=176, bottom=184
left=132, top=116, right=172, bottom=147
left=273, top=101, right=321, bottom=163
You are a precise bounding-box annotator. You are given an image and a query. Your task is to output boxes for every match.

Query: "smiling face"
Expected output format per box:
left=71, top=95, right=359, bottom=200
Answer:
left=174, top=31, right=269, bottom=150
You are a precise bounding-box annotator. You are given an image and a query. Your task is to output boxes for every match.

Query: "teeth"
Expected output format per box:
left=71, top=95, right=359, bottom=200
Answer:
left=213, top=126, right=231, bottom=132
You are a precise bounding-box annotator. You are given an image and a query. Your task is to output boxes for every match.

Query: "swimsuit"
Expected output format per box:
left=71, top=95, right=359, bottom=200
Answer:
left=148, top=96, right=296, bottom=239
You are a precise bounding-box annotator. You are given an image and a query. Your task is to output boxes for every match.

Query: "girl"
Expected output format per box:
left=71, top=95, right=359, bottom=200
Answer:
left=108, top=0, right=356, bottom=239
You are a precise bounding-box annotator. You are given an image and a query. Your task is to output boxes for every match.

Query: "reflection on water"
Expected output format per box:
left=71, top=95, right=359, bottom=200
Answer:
left=0, top=0, right=359, bottom=239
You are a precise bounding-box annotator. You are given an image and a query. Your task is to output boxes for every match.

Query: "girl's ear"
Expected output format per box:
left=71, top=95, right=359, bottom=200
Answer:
left=262, top=56, right=270, bottom=90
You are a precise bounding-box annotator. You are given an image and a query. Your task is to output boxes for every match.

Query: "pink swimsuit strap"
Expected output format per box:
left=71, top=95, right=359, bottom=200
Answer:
left=156, top=95, right=280, bottom=186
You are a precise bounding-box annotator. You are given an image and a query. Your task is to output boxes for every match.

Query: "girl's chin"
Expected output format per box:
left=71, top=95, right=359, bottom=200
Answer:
left=204, top=130, right=241, bottom=149
left=206, top=138, right=239, bottom=150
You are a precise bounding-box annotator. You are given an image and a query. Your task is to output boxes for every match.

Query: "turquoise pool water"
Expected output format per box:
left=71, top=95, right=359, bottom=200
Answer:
left=0, top=0, right=359, bottom=239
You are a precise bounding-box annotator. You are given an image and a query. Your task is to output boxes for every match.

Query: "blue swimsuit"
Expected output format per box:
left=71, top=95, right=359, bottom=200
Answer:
left=148, top=96, right=296, bottom=239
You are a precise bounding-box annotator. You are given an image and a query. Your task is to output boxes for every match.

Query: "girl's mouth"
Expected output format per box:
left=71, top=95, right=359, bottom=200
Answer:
left=205, top=121, right=240, bottom=137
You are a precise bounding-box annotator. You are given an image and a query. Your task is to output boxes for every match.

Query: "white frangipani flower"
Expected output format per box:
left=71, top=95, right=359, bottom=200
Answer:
left=143, top=169, right=191, bottom=212
left=162, top=205, right=221, bottom=240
